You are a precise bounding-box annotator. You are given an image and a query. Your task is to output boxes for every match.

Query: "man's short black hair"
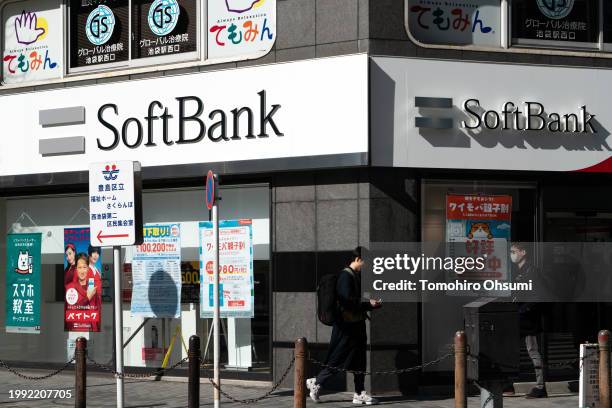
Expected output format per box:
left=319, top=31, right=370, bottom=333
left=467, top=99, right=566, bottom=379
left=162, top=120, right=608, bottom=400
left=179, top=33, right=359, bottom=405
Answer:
left=511, top=242, right=527, bottom=252
left=349, top=246, right=363, bottom=264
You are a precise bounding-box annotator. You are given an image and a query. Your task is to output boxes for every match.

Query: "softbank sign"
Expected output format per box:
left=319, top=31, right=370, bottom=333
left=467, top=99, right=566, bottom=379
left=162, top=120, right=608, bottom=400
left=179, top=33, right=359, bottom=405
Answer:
left=416, top=97, right=597, bottom=134
left=96, top=90, right=283, bottom=150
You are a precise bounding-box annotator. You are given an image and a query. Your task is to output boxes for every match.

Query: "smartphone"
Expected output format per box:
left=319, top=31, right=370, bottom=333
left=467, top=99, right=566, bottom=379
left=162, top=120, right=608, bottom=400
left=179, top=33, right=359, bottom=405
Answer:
left=88, top=278, right=95, bottom=291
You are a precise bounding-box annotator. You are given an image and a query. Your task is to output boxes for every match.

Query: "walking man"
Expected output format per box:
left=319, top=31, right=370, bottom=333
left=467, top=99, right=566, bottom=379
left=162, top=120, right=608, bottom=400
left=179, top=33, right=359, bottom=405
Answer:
left=307, top=246, right=382, bottom=405
left=511, top=242, right=548, bottom=398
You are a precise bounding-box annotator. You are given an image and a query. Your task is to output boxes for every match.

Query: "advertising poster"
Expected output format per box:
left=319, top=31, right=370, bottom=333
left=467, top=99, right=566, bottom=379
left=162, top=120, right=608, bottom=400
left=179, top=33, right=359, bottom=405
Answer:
left=511, top=0, right=599, bottom=48
left=207, top=0, right=276, bottom=61
left=200, top=219, right=254, bottom=318
left=446, top=194, right=512, bottom=282
left=407, top=0, right=500, bottom=47
left=181, top=261, right=200, bottom=304
left=69, top=0, right=129, bottom=69
left=64, top=227, right=102, bottom=332
left=130, top=223, right=181, bottom=318
left=132, top=0, right=197, bottom=59
left=6, top=233, right=41, bottom=334
left=2, top=0, right=62, bottom=84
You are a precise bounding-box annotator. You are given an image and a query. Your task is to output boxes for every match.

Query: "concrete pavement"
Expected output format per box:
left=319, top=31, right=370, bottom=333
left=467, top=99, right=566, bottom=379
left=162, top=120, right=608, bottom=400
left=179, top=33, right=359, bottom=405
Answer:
left=0, top=368, right=579, bottom=407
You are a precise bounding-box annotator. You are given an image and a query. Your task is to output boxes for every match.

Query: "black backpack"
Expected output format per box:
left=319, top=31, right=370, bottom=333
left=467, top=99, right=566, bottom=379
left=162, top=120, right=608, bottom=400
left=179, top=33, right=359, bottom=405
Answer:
left=317, top=273, right=339, bottom=326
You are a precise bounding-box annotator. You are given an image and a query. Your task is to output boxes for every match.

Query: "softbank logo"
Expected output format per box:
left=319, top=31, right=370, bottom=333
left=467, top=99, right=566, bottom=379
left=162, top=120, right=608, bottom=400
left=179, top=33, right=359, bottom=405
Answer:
left=415, top=96, right=597, bottom=134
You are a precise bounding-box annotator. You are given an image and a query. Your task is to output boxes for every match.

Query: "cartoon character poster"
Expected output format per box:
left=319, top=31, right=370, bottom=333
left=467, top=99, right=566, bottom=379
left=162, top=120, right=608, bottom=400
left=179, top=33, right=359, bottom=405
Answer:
left=5, top=233, right=42, bottom=334
left=64, top=227, right=102, bottom=332
left=446, top=194, right=512, bottom=281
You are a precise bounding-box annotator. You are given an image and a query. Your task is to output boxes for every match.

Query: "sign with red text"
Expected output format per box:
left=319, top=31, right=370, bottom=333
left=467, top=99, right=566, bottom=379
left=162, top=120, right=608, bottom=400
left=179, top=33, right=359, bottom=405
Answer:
left=446, top=194, right=512, bottom=282
left=2, top=0, right=62, bottom=84
left=89, top=161, right=143, bottom=247
left=131, top=223, right=182, bottom=318
left=199, top=219, right=253, bottom=318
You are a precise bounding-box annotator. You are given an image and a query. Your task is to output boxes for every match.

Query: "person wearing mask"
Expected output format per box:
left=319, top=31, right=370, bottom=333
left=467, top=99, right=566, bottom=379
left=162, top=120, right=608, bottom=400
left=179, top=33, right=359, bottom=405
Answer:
left=511, top=242, right=547, bottom=399
left=306, top=247, right=382, bottom=405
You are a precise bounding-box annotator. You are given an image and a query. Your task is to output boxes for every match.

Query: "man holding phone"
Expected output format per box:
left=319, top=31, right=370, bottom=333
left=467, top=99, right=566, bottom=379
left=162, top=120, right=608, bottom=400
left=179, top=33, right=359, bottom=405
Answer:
left=307, top=247, right=383, bottom=405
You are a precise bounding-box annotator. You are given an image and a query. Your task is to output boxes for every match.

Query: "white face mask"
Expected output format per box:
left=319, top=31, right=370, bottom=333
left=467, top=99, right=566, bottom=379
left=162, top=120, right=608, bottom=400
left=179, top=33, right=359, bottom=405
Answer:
left=510, top=253, right=519, bottom=264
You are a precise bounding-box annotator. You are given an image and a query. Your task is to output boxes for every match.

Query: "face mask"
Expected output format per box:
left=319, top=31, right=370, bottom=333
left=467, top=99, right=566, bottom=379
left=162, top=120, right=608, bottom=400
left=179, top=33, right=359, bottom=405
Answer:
left=510, top=253, right=519, bottom=264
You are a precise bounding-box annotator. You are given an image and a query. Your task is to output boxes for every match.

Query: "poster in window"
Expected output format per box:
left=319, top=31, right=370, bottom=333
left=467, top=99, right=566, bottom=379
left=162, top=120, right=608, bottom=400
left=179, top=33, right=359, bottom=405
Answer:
left=199, top=219, right=254, bottom=318
left=406, top=0, right=500, bottom=47
left=69, top=0, right=129, bottom=69
left=207, top=0, right=276, bottom=61
left=6, top=233, right=41, bottom=334
left=2, top=0, right=62, bottom=84
left=64, top=228, right=103, bottom=332
left=131, top=0, right=197, bottom=60
left=130, top=223, right=182, bottom=318
left=445, top=194, right=512, bottom=295
left=511, top=0, right=599, bottom=48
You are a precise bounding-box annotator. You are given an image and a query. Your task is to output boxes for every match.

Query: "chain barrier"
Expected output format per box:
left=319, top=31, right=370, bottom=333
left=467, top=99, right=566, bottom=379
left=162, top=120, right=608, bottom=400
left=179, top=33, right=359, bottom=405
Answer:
left=0, top=358, right=75, bottom=381
left=86, top=355, right=189, bottom=379
left=308, top=351, right=454, bottom=376
left=205, top=355, right=295, bottom=404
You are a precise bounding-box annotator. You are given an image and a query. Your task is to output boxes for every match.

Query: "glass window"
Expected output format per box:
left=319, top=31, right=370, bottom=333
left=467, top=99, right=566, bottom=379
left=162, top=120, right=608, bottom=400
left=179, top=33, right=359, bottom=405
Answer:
left=68, top=0, right=130, bottom=70
left=420, top=180, right=537, bottom=371
left=405, top=0, right=501, bottom=47
left=511, top=0, right=600, bottom=49
left=2, top=0, right=64, bottom=84
left=0, top=184, right=271, bottom=374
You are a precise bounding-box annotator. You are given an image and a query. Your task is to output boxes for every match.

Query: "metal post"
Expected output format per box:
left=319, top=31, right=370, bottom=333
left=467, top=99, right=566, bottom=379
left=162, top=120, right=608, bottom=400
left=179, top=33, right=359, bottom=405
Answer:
left=599, top=330, right=610, bottom=408
left=213, top=200, right=220, bottom=408
left=188, top=335, right=200, bottom=408
left=114, top=246, right=124, bottom=408
left=294, top=338, right=307, bottom=408
left=75, top=337, right=87, bottom=408
left=454, top=331, right=467, bottom=408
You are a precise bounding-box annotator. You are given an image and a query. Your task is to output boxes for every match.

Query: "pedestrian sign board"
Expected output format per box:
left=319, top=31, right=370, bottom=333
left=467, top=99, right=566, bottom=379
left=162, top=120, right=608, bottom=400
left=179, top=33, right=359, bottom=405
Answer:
left=89, top=161, right=143, bottom=247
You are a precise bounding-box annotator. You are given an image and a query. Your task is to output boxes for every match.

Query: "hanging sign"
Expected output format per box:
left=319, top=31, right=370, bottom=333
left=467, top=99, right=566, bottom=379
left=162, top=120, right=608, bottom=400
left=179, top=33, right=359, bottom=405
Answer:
left=6, top=233, right=42, bottom=334
left=200, top=219, right=254, bottom=318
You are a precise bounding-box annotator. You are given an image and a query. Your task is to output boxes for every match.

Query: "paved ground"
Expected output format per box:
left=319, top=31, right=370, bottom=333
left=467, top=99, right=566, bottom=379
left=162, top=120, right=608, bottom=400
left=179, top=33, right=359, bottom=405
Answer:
left=0, top=369, right=579, bottom=407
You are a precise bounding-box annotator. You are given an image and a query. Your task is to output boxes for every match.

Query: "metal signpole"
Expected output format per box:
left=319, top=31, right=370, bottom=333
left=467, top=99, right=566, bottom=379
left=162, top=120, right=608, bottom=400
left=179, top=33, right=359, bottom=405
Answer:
left=208, top=171, right=221, bottom=408
left=114, top=246, right=124, bottom=408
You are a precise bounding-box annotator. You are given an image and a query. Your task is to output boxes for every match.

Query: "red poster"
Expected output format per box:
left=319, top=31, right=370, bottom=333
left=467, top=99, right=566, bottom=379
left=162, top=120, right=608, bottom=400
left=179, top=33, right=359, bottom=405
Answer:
left=446, top=194, right=512, bottom=221
left=64, top=228, right=101, bottom=332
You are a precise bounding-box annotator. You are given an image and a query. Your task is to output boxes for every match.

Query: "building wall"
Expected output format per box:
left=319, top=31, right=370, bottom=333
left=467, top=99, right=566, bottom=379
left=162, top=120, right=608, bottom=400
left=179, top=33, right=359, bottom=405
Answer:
left=271, top=169, right=421, bottom=394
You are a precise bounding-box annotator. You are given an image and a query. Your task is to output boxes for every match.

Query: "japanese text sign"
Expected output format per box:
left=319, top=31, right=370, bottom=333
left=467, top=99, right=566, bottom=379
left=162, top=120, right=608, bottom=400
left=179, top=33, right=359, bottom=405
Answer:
left=6, top=233, right=41, bottom=334
left=200, top=219, right=254, bottom=318
left=89, top=161, right=143, bottom=247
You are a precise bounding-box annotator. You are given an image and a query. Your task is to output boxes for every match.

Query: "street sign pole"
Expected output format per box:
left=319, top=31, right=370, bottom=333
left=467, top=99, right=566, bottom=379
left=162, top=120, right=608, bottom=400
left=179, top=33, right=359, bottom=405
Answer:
left=213, top=188, right=220, bottom=408
left=113, top=245, right=124, bottom=408
left=89, top=161, right=142, bottom=408
left=206, top=170, right=221, bottom=408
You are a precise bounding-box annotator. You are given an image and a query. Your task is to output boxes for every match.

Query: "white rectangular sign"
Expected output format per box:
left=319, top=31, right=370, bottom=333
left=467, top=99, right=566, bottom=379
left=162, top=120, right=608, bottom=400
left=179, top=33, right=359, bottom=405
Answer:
left=0, top=54, right=368, bottom=178
left=371, top=56, right=612, bottom=173
left=2, top=0, right=63, bottom=84
left=89, top=161, right=142, bottom=247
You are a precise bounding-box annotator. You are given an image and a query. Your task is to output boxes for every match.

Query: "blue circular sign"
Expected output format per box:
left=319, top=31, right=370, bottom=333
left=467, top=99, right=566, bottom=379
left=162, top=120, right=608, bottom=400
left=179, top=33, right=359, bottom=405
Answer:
left=86, top=5, right=115, bottom=46
left=537, top=0, right=574, bottom=20
left=206, top=171, right=215, bottom=210
left=148, top=0, right=180, bottom=37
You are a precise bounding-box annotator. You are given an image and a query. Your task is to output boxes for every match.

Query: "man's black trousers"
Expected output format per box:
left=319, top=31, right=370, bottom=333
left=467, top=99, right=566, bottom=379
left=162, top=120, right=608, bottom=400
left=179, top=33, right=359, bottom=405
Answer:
left=316, top=320, right=367, bottom=393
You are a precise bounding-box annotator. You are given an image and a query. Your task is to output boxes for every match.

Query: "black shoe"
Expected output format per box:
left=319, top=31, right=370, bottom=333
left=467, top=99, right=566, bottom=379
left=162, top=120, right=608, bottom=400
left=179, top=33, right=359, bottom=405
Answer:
left=525, top=387, right=548, bottom=399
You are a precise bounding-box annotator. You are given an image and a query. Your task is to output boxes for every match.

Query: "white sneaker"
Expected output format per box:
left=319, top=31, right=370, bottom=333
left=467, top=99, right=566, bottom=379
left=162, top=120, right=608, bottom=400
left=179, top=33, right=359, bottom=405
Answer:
left=352, top=391, right=379, bottom=405
left=306, top=377, right=320, bottom=403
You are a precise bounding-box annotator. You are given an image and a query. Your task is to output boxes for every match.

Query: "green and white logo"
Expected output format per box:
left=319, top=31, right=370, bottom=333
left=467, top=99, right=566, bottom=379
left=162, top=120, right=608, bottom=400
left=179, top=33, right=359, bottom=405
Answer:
left=537, top=0, right=574, bottom=20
